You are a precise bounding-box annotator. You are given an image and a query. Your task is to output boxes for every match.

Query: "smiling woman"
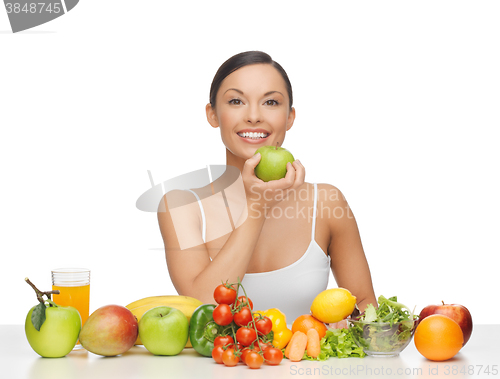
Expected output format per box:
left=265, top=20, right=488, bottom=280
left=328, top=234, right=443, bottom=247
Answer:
left=158, top=51, right=377, bottom=323
left=206, top=62, right=296, bottom=162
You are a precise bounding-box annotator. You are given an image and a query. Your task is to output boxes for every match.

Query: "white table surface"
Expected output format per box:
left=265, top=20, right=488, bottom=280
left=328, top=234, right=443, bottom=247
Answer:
left=1, top=324, right=499, bottom=379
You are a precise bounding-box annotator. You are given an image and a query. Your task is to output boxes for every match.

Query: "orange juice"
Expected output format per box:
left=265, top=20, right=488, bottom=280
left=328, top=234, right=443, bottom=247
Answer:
left=52, top=284, right=90, bottom=326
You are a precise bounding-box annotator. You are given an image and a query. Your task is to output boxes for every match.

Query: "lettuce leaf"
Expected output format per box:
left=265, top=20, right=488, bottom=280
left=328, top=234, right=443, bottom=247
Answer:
left=362, top=304, right=378, bottom=322
left=358, top=295, right=416, bottom=324
left=302, top=328, right=366, bottom=360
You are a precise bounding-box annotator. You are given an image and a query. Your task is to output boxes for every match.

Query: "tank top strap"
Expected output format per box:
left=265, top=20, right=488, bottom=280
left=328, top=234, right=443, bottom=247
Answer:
left=185, top=189, right=206, bottom=243
left=311, top=183, right=318, bottom=241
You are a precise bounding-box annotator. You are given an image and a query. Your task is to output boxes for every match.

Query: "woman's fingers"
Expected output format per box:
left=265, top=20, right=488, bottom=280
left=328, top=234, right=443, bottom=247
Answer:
left=263, top=162, right=295, bottom=190
left=291, top=160, right=305, bottom=188
left=282, top=161, right=296, bottom=187
left=242, top=153, right=261, bottom=179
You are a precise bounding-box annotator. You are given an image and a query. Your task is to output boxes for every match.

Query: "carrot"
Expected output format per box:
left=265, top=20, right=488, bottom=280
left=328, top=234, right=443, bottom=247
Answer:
left=306, top=328, right=321, bottom=358
left=284, top=338, right=292, bottom=359
left=284, top=331, right=295, bottom=358
left=287, top=331, right=308, bottom=362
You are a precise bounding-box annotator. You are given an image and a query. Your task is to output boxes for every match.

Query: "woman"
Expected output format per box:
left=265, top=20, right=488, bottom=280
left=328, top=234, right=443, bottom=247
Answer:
left=158, top=51, right=376, bottom=323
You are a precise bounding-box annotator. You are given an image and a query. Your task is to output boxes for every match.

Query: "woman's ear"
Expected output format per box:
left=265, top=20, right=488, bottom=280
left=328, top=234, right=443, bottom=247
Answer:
left=286, top=107, right=296, bottom=131
left=206, top=103, right=219, bottom=128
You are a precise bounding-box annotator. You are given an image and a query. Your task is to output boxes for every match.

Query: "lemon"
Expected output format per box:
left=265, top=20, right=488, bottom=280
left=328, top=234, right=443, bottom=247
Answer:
left=310, top=288, right=357, bottom=323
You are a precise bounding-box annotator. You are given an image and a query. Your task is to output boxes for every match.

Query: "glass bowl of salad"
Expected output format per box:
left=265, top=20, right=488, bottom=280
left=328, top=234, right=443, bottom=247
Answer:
left=348, top=295, right=418, bottom=357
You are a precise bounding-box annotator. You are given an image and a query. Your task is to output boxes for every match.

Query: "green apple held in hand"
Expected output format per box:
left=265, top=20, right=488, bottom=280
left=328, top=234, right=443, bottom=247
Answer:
left=254, top=145, right=295, bottom=182
left=24, top=278, right=81, bottom=358
left=139, top=306, right=189, bottom=356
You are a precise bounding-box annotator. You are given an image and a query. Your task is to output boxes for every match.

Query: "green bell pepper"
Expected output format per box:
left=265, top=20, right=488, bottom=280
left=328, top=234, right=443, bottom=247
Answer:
left=190, top=304, right=228, bottom=357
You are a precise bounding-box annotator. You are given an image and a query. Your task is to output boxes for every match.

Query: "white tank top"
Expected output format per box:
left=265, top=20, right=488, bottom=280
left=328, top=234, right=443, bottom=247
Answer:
left=186, top=183, right=331, bottom=326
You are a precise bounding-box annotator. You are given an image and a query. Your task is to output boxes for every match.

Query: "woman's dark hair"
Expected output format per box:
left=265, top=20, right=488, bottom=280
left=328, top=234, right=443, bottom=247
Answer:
left=209, top=51, right=293, bottom=109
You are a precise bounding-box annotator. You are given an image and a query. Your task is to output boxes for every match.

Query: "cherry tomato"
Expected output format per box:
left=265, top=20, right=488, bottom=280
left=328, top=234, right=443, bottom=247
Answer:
left=213, top=284, right=237, bottom=305
left=227, top=342, right=244, bottom=351
left=256, top=341, right=272, bottom=352
left=211, top=345, right=225, bottom=364
left=245, top=351, right=264, bottom=369
left=240, top=347, right=253, bottom=363
left=235, top=296, right=253, bottom=309
left=233, top=307, right=253, bottom=327
left=221, top=348, right=240, bottom=367
left=264, top=347, right=283, bottom=365
left=255, top=316, right=272, bottom=335
left=214, top=335, right=234, bottom=347
left=236, top=327, right=257, bottom=347
left=213, top=304, right=233, bottom=326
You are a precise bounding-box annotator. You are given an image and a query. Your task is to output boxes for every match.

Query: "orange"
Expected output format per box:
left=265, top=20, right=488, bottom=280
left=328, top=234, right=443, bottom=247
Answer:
left=291, top=315, right=327, bottom=340
left=414, top=314, right=464, bottom=361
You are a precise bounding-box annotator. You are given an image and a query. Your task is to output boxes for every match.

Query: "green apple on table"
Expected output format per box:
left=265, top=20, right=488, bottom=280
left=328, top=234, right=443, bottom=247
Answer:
left=24, top=278, right=81, bottom=358
left=139, top=306, right=189, bottom=356
left=254, top=145, right=295, bottom=182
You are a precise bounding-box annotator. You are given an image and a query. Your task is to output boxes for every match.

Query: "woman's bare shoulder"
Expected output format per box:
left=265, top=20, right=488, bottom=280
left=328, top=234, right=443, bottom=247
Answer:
left=287, top=182, right=345, bottom=203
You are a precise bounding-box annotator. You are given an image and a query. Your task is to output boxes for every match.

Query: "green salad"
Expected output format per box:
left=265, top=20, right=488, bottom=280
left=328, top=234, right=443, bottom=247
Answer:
left=349, top=295, right=418, bottom=353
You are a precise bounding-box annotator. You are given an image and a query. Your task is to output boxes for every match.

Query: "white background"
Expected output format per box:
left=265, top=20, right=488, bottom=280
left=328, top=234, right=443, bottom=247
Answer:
left=1, top=1, right=499, bottom=325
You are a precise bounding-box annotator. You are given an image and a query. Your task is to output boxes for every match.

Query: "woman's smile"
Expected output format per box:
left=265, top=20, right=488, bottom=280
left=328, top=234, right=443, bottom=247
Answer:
left=236, top=128, right=271, bottom=144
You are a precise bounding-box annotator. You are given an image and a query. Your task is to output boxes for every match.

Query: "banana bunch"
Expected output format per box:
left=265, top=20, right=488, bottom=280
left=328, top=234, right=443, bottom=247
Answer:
left=125, top=295, right=203, bottom=347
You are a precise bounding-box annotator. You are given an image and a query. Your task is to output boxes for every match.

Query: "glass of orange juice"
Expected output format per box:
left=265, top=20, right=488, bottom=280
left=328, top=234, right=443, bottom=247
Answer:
left=51, top=268, right=90, bottom=350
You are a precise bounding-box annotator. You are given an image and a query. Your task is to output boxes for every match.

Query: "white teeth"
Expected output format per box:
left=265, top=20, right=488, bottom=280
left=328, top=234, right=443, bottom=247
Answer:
left=238, top=132, right=268, bottom=139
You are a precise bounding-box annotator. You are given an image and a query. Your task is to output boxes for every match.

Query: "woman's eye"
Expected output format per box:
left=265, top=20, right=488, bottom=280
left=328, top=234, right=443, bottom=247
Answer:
left=229, top=99, right=242, bottom=105
left=265, top=99, right=279, bottom=106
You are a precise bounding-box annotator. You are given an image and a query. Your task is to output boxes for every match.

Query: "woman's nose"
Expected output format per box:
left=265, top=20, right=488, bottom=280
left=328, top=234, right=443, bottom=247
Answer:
left=245, top=104, right=261, bottom=124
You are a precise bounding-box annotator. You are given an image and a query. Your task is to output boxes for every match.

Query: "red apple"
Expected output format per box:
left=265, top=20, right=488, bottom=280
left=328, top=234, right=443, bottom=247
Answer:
left=79, top=305, right=139, bottom=356
left=419, top=301, right=473, bottom=346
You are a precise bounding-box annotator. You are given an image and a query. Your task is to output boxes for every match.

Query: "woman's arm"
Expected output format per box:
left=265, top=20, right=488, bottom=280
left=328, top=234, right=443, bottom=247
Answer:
left=159, top=190, right=266, bottom=304
left=321, top=184, right=377, bottom=313
left=159, top=157, right=305, bottom=304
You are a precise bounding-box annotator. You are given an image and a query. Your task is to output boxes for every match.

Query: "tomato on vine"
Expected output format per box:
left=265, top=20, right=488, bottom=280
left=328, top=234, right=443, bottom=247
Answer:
left=213, top=303, right=233, bottom=326
left=240, top=346, right=253, bottom=363
left=221, top=348, right=240, bottom=367
left=235, top=296, right=253, bottom=309
left=245, top=351, right=264, bottom=369
left=254, top=316, right=272, bottom=335
left=213, top=283, right=237, bottom=305
left=236, top=326, right=257, bottom=347
left=212, top=345, right=225, bottom=364
left=214, top=335, right=234, bottom=347
left=264, top=347, right=283, bottom=365
left=233, top=306, right=253, bottom=327
left=256, top=341, right=273, bottom=352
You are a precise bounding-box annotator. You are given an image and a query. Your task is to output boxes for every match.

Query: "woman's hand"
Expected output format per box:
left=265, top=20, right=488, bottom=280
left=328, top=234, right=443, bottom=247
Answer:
left=241, top=153, right=305, bottom=215
left=328, top=320, right=350, bottom=329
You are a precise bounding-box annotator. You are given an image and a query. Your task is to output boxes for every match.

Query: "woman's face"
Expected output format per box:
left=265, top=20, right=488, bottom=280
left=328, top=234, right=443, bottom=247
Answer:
left=206, top=64, right=295, bottom=161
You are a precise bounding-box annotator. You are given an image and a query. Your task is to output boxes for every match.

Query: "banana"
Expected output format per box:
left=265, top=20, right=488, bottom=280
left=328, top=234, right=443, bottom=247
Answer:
left=125, top=295, right=203, bottom=347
